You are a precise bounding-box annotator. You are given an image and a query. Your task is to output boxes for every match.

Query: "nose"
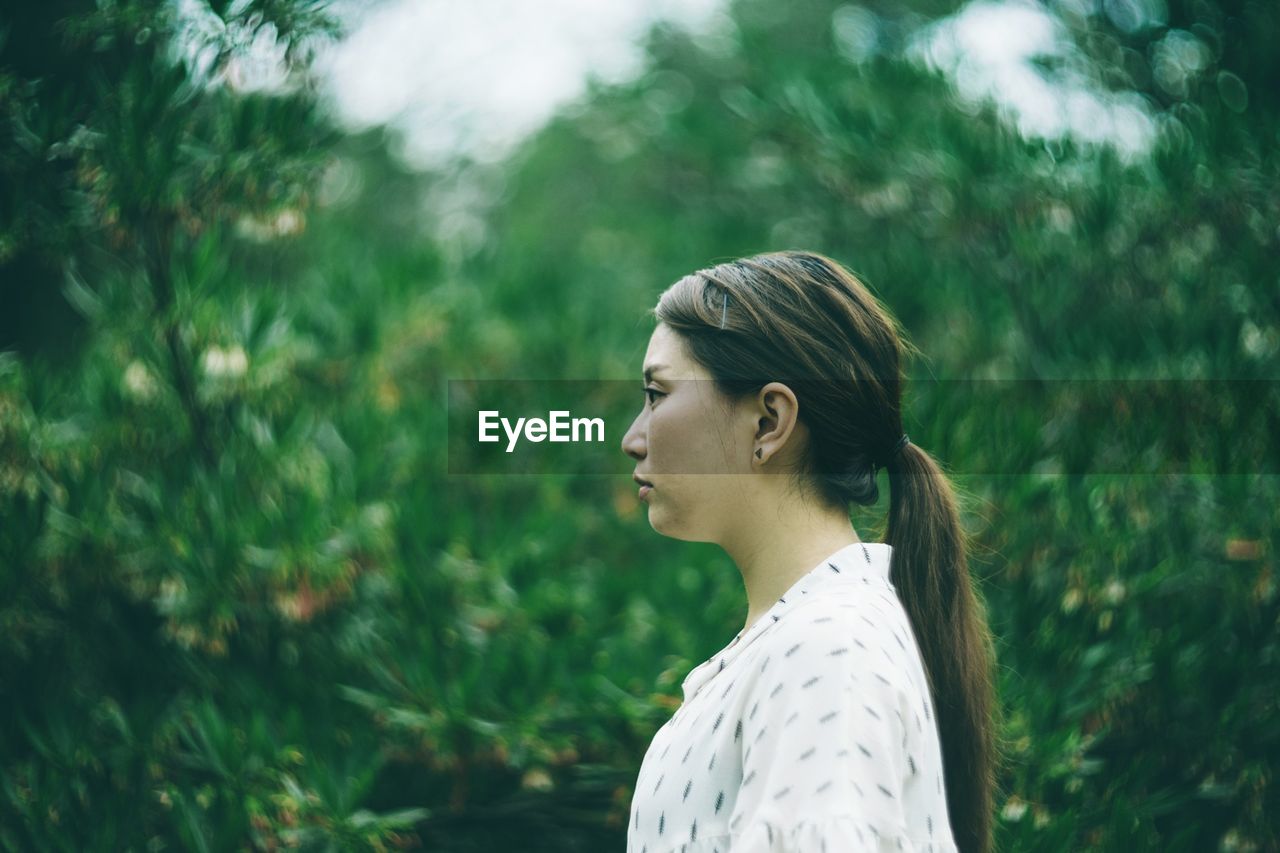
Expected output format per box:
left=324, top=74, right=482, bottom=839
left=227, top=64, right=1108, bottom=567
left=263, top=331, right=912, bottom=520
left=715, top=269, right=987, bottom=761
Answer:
left=621, top=411, right=646, bottom=461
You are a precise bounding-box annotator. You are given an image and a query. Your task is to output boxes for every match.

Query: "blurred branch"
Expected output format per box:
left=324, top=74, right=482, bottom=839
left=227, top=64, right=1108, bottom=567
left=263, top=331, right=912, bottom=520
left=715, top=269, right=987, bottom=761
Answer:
left=145, top=211, right=216, bottom=468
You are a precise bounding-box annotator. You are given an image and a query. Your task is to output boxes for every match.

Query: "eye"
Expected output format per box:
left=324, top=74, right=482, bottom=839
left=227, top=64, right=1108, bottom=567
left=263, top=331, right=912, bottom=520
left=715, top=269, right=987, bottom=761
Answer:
left=644, top=386, right=665, bottom=405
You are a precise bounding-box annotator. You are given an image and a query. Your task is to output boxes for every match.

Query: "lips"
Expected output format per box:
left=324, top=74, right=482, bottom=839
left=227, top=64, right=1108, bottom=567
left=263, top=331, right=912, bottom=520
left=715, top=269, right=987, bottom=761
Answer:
left=633, top=474, right=654, bottom=501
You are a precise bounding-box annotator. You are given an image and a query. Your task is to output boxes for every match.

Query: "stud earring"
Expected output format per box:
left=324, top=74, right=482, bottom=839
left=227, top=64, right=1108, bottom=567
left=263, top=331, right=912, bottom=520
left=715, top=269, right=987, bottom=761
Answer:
left=755, top=449, right=763, bottom=459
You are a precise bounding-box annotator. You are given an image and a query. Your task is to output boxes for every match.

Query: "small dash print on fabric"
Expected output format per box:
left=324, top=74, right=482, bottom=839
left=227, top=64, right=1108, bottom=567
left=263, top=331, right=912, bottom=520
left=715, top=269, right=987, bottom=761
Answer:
left=626, top=544, right=953, bottom=852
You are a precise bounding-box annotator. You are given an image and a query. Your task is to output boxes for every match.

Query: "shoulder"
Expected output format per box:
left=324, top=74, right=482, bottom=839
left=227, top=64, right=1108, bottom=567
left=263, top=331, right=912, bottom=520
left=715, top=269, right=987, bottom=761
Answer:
left=764, top=586, right=906, bottom=647
left=750, top=590, right=917, bottom=695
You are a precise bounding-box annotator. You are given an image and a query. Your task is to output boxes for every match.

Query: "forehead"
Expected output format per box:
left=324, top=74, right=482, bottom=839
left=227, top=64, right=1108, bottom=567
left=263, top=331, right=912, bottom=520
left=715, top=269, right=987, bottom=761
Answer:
left=643, top=324, right=693, bottom=375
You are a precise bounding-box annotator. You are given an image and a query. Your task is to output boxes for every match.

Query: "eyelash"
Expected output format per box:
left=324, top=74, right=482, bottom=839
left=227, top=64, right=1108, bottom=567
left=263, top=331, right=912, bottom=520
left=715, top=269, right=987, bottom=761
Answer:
left=644, top=387, right=665, bottom=405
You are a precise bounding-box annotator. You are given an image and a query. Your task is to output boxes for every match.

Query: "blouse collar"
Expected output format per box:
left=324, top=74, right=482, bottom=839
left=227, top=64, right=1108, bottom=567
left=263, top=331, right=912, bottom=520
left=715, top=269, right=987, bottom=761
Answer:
left=679, top=541, right=893, bottom=704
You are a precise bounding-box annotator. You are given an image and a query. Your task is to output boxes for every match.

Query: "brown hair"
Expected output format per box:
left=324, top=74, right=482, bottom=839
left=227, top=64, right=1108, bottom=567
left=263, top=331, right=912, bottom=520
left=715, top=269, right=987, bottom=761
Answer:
left=652, top=250, right=1005, bottom=853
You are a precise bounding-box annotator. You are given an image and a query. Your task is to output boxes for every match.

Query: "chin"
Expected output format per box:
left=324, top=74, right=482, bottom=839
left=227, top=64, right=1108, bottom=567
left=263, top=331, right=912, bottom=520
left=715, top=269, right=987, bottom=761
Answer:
left=648, top=506, right=712, bottom=544
left=646, top=505, right=681, bottom=539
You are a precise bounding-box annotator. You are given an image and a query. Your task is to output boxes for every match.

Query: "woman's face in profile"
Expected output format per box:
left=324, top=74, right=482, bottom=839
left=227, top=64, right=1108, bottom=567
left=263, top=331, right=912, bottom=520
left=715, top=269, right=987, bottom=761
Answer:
left=621, top=323, right=753, bottom=543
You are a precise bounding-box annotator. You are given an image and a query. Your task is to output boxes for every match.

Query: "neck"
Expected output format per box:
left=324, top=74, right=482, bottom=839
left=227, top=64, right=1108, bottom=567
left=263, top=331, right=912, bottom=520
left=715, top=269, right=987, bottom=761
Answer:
left=720, top=499, right=863, bottom=636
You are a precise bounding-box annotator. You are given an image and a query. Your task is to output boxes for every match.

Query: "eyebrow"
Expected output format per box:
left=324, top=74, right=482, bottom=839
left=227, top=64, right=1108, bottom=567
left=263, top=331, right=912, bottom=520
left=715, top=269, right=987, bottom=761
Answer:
left=643, top=364, right=670, bottom=382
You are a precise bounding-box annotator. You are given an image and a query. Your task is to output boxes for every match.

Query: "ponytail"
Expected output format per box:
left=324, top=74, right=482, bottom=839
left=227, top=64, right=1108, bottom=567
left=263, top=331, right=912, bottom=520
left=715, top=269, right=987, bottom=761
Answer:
left=886, top=446, right=1005, bottom=853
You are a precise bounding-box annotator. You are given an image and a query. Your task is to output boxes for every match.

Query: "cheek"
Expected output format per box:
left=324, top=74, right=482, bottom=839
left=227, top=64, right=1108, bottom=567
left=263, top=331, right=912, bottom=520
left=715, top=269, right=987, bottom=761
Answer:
left=645, top=405, right=680, bottom=452
left=648, top=404, right=708, bottom=469
left=650, top=414, right=733, bottom=477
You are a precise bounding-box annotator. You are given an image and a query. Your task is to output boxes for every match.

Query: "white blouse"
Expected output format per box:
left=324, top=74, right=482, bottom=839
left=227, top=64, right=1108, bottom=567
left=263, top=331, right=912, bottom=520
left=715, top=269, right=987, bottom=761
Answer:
left=626, top=542, right=958, bottom=853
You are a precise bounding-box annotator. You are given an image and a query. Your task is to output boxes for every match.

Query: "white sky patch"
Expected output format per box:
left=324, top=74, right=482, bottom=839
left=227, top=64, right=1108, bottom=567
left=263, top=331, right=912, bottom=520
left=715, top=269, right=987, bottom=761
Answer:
left=907, top=0, right=1157, bottom=161
left=314, top=0, right=729, bottom=170
left=167, top=0, right=1165, bottom=173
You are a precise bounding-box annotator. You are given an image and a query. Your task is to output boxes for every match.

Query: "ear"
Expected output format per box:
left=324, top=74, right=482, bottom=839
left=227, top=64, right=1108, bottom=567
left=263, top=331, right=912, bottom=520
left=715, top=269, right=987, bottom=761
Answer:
left=752, top=382, right=800, bottom=462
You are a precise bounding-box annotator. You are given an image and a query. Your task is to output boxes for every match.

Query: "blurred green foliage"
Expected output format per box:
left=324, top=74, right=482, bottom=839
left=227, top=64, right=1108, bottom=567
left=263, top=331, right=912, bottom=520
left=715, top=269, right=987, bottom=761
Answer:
left=1, top=0, right=1277, bottom=850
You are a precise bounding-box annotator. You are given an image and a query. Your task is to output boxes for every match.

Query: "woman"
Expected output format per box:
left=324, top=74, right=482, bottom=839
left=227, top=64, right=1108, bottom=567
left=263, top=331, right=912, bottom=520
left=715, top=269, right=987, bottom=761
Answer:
left=620, top=251, right=1003, bottom=853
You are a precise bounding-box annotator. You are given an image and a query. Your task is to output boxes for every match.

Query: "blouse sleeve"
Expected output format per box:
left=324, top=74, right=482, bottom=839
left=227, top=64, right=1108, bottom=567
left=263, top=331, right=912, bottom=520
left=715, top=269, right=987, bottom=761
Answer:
left=726, top=605, right=919, bottom=852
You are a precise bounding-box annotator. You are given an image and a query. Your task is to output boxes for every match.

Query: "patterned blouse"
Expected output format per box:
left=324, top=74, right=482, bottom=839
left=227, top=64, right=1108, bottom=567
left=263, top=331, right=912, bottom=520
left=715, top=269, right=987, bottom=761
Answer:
left=626, top=542, right=959, bottom=852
